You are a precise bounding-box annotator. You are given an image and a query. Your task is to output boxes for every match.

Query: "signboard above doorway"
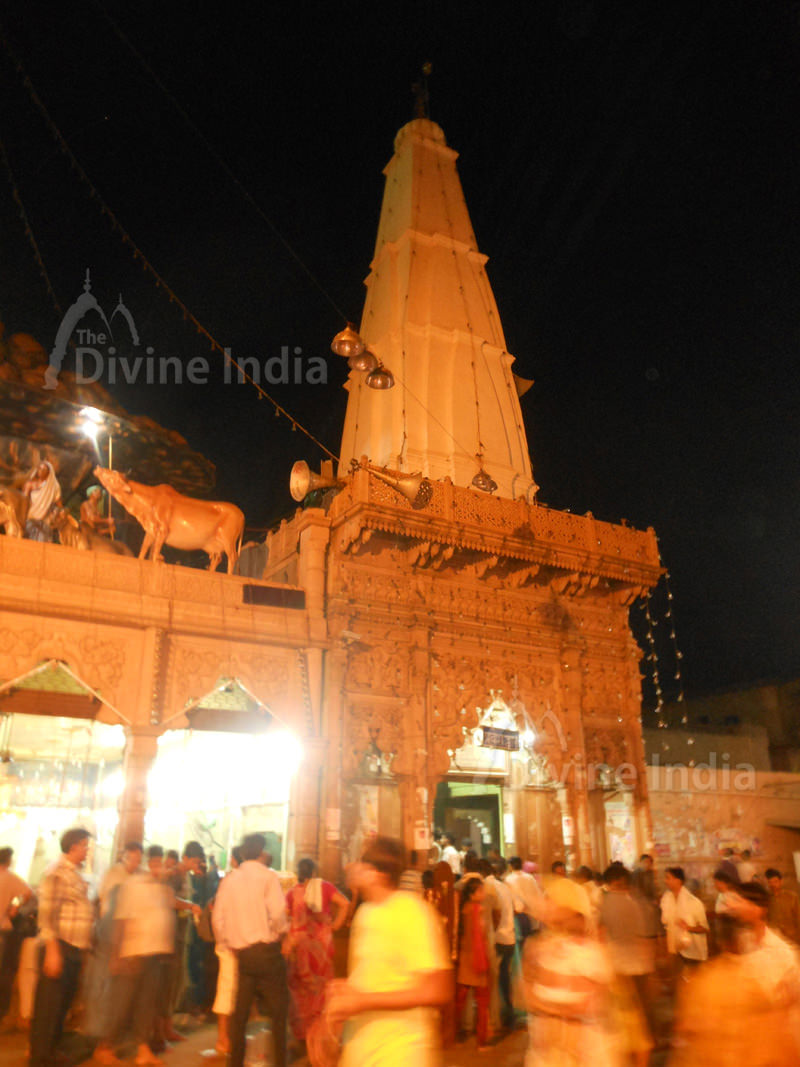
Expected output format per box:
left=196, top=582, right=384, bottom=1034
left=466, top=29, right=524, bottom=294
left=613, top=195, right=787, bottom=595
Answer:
left=476, top=726, right=519, bottom=751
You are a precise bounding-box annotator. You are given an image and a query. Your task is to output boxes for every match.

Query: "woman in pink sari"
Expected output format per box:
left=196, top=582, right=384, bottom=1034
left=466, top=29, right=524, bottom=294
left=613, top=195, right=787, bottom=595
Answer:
left=284, top=857, right=348, bottom=1048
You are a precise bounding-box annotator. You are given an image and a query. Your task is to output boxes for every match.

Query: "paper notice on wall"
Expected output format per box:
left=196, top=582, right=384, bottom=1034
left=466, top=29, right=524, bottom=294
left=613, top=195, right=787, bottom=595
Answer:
left=414, top=821, right=430, bottom=851
left=503, top=813, right=515, bottom=844
left=325, top=807, right=340, bottom=841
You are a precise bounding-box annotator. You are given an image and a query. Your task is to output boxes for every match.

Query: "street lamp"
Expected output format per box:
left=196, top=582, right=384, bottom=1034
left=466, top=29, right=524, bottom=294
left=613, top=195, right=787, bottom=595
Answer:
left=80, top=407, right=114, bottom=529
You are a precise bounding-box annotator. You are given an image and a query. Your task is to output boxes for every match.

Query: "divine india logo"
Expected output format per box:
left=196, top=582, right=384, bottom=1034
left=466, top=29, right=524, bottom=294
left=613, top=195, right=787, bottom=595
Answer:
left=45, top=269, right=143, bottom=389
left=45, top=269, right=327, bottom=388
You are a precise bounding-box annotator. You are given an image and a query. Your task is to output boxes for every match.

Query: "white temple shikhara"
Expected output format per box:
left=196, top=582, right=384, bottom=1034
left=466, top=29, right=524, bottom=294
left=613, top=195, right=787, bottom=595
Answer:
left=0, top=109, right=663, bottom=883
left=339, top=119, right=538, bottom=502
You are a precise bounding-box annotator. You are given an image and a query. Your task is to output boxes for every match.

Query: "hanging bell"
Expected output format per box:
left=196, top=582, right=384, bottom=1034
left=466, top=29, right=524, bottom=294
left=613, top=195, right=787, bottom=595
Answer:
left=366, top=363, right=395, bottom=390
left=348, top=349, right=379, bottom=373
left=471, top=468, right=498, bottom=493
left=331, top=322, right=365, bottom=359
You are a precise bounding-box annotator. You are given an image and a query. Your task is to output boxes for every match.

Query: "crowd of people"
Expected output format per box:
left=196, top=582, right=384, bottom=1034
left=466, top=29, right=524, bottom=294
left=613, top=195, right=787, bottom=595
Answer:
left=1, top=830, right=799, bottom=1067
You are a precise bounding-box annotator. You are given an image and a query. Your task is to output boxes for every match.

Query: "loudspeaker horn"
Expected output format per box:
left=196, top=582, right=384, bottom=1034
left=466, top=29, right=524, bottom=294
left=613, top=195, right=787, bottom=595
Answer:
left=289, top=460, right=343, bottom=502
left=366, top=466, right=434, bottom=510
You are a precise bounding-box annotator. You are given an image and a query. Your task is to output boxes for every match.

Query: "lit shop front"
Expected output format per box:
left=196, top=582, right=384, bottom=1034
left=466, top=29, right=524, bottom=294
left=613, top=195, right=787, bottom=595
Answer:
left=0, top=666, right=306, bottom=882
left=144, top=725, right=304, bottom=869
left=0, top=711, right=126, bottom=886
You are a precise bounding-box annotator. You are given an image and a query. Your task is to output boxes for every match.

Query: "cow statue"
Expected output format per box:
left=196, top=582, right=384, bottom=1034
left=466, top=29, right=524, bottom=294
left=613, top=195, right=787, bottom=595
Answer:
left=0, top=488, right=26, bottom=538
left=94, top=468, right=245, bottom=574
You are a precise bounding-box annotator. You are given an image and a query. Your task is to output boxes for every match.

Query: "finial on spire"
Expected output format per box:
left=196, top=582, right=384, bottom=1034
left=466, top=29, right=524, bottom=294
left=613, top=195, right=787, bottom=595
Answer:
left=412, top=61, right=432, bottom=119
left=83, top=268, right=92, bottom=293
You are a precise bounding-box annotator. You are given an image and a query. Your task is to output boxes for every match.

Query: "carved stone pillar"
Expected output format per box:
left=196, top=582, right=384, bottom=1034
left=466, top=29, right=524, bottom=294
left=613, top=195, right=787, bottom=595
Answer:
left=296, top=515, right=331, bottom=643
left=287, top=737, right=327, bottom=869
left=114, top=726, right=159, bottom=854
left=318, top=648, right=348, bottom=882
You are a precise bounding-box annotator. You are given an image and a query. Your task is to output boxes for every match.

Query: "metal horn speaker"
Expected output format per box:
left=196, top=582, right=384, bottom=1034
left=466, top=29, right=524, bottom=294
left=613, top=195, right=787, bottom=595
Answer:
left=289, top=460, right=343, bottom=502
left=366, top=467, right=434, bottom=510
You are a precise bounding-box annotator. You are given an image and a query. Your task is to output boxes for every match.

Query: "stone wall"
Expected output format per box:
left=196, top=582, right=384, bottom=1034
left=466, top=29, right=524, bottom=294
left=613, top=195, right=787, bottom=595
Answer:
left=647, top=765, right=800, bottom=899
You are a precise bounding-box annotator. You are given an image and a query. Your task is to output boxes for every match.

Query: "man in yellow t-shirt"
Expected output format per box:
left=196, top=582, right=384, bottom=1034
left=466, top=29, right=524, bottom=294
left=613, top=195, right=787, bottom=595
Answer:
left=328, top=837, right=452, bottom=1067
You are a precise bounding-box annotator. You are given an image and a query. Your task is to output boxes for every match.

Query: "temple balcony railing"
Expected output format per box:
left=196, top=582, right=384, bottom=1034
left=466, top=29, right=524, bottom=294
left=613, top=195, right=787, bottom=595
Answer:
left=0, top=536, right=311, bottom=646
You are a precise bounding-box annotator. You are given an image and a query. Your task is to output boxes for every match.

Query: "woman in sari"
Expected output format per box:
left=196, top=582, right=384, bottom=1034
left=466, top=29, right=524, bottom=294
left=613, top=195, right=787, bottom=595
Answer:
left=455, top=876, right=493, bottom=1052
left=22, top=461, right=61, bottom=541
left=284, top=857, right=348, bottom=1050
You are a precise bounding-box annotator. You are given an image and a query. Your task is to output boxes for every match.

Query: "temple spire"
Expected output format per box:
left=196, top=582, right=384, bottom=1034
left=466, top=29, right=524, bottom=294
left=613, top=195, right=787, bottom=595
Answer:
left=411, top=61, right=432, bottom=119
left=338, top=118, right=537, bottom=502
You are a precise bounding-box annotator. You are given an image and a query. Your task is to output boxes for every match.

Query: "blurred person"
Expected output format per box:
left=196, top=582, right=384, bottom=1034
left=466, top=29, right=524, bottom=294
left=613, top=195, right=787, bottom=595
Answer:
left=455, top=878, right=492, bottom=1050
left=521, top=874, right=618, bottom=1067
left=151, top=847, right=200, bottom=1048
left=94, top=845, right=177, bottom=1067
left=669, top=912, right=797, bottom=1067
left=737, top=849, right=757, bottom=884
left=0, top=846, right=33, bottom=1024
left=327, top=835, right=452, bottom=1067
left=430, top=830, right=444, bottom=866
left=574, top=865, right=602, bottom=929
left=98, top=842, right=142, bottom=917
left=766, top=868, right=800, bottom=945
left=399, top=851, right=424, bottom=894
left=507, top=856, right=543, bottom=948
left=85, top=841, right=145, bottom=1038
left=598, top=865, right=654, bottom=1063
left=712, top=866, right=741, bottom=942
left=29, top=828, right=93, bottom=1067
left=727, top=881, right=800, bottom=1010
left=210, top=845, right=243, bottom=1055
left=487, top=859, right=516, bottom=1031
left=631, top=855, right=659, bottom=935
left=475, top=858, right=502, bottom=1034
left=178, top=841, right=208, bottom=1015
left=212, top=832, right=289, bottom=1067
left=163, top=850, right=181, bottom=890
left=283, top=857, right=348, bottom=1051
left=551, top=860, right=567, bottom=878
left=440, top=833, right=461, bottom=876
left=660, top=867, right=708, bottom=981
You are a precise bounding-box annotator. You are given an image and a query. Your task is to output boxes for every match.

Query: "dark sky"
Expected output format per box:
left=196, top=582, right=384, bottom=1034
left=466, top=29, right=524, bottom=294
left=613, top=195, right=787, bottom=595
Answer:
left=1, top=2, right=799, bottom=702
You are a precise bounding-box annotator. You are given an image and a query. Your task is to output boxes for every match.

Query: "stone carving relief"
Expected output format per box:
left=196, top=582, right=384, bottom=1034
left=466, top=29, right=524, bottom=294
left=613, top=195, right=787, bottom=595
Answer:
left=168, top=644, right=292, bottom=721
left=347, top=646, right=409, bottom=696
left=0, top=626, right=126, bottom=705
left=342, top=699, right=404, bottom=778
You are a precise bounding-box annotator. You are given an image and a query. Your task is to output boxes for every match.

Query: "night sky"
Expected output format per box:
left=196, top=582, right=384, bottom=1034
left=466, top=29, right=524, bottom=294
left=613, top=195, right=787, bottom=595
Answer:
left=1, top=2, right=799, bottom=703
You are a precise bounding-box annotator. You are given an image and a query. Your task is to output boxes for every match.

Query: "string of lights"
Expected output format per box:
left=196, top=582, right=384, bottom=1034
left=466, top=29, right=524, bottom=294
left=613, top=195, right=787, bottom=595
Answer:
left=0, top=29, right=341, bottom=465
left=638, top=555, right=690, bottom=752
left=0, top=134, right=65, bottom=322
left=91, top=0, right=349, bottom=326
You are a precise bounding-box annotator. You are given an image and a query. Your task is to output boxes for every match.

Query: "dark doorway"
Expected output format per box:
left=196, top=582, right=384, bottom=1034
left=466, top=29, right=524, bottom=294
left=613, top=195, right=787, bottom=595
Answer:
left=434, top=781, right=504, bottom=856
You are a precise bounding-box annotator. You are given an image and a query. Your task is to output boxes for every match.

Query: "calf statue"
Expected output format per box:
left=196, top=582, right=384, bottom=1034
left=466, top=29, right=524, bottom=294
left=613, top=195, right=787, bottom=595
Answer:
left=94, top=468, right=245, bottom=574
left=50, top=508, right=134, bottom=556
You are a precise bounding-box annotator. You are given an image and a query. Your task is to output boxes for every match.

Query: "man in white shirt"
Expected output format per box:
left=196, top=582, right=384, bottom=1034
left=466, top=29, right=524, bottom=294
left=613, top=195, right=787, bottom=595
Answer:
left=660, top=866, right=709, bottom=978
left=506, top=856, right=543, bottom=946
left=94, top=846, right=176, bottom=1067
left=212, top=833, right=289, bottom=1067
left=487, top=859, right=516, bottom=1030
left=440, top=833, right=461, bottom=876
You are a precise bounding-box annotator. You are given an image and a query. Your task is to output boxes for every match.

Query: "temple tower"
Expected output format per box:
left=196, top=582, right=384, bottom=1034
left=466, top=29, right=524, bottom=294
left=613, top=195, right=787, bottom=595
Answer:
left=338, top=119, right=537, bottom=502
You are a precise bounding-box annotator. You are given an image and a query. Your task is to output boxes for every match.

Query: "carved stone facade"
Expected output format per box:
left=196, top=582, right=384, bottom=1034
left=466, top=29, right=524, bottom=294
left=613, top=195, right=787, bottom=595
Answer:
left=264, top=465, right=662, bottom=876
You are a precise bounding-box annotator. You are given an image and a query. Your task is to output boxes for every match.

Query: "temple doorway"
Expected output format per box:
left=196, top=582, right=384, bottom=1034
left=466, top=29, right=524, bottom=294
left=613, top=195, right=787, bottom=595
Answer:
left=434, top=780, right=504, bottom=855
